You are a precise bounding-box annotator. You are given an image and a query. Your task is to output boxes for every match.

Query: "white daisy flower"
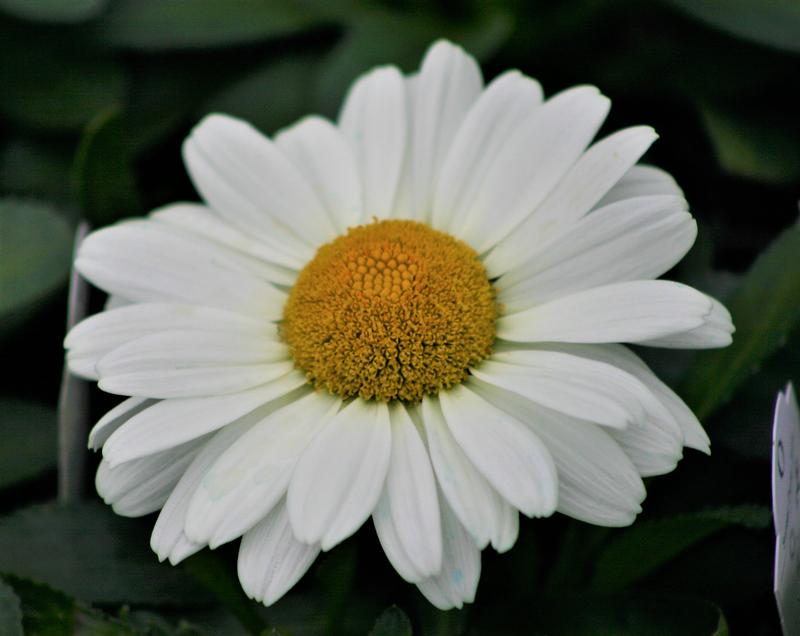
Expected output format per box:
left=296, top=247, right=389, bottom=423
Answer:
left=65, top=39, right=733, bottom=610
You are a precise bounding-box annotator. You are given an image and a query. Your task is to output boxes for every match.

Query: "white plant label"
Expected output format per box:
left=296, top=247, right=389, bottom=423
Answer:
left=773, top=382, right=800, bottom=636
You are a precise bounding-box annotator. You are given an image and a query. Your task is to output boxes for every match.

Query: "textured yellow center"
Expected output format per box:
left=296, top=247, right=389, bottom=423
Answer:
left=282, top=219, right=497, bottom=402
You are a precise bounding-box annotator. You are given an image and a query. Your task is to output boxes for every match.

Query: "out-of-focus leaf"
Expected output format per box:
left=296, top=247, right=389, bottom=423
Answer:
left=314, top=8, right=512, bottom=116
left=666, top=0, right=800, bottom=53
left=0, top=502, right=212, bottom=605
left=0, top=400, right=57, bottom=489
left=73, top=109, right=141, bottom=227
left=521, top=595, right=728, bottom=636
left=0, top=199, right=72, bottom=333
left=0, top=0, right=107, bottom=23
left=97, top=0, right=331, bottom=50
left=1, top=576, right=75, bottom=636
left=182, top=551, right=267, bottom=635
left=590, top=506, right=770, bottom=593
left=0, top=578, right=23, bottom=636
left=202, top=53, right=321, bottom=135
left=681, top=220, right=800, bottom=419
left=0, top=140, right=75, bottom=208
left=369, top=605, right=412, bottom=636
left=0, top=22, right=123, bottom=132
left=701, top=105, right=800, bottom=184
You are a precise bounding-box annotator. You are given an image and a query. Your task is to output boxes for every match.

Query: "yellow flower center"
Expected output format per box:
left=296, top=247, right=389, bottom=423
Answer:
left=282, top=219, right=497, bottom=402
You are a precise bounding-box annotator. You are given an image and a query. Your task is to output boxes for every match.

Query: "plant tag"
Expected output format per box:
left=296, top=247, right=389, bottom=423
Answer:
left=773, top=382, right=800, bottom=635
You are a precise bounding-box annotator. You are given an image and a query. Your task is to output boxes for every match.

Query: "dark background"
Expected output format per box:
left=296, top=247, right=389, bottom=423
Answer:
left=1, top=1, right=799, bottom=634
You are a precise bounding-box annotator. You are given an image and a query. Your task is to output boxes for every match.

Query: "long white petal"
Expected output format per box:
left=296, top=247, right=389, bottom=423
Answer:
left=408, top=40, right=482, bottom=220
left=76, top=221, right=287, bottom=319
left=454, top=86, right=610, bottom=253
left=640, top=297, right=734, bottom=349
left=416, top=496, right=480, bottom=610
left=88, top=396, right=155, bottom=450
left=238, top=500, right=320, bottom=606
left=66, top=302, right=271, bottom=381
left=472, top=349, right=658, bottom=428
left=432, top=70, right=543, bottom=233
left=420, top=396, right=512, bottom=548
left=152, top=202, right=301, bottom=275
left=373, top=403, right=442, bottom=582
left=494, top=196, right=696, bottom=306
left=185, top=392, right=340, bottom=548
left=96, top=437, right=206, bottom=517
left=339, top=66, right=406, bottom=219
left=596, top=164, right=683, bottom=207
left=486, top=126, right=659, bottom=274
left=103, top=371, right=308, bottom=465
left=183, top=114, right=336, bottom=249
left=497, top=280, right=713, bottom=344
left=288, top=399, right=391, bottom=551
left=439, top=384, right=557, bottom=518
left=470, top=379, right=645, bottom=526
left=275, top=116, right=363, bottom=232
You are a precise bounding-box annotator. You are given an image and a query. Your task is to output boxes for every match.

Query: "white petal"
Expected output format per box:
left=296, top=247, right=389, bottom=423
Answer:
left=439, top=384, right=557, bottom=517
left=288, top=399, right=391, bottom=551
left=420, top=396, right=515, bottom=548
left=454, top=86, right=610, bottom=253
left=432, top=70, right=543, bottom=233
left=536, top=342, right=710, bottom=453
left=151, top=405, right=280, bottom=564
left=339, top=66, right=406, bottom=219
left=238, top=500, right=320, bottom=606
left=641, top=297, right=734, bottom=349
left=88, top=396, right=155, bottom=450
left=470, top=379, right=645, bottom=526
left=66, top=302, right=271, bottom=381
left=408, top=40, right=482, bottom=220
left=183, top=113, right=336, bottom=249
left=152, top=202, right=302, bottom=274
left=373, top=402, right=442, bottom=582
left=76, top=221, right=287, bottom=319
left=491, top=499, right=519, bottom=554
left=275, top=116, right=363, bottom=232
left=103, top=371, right=308, bottom=465
left=486, top=126, right=659, bottom=274
left=495, top=196, right=696, bottom=308
left=596, top=164, right=683, bottom=208
left=186, top=391, right=340, bottom=548
left=96, top=437, right=206, bottom=517
left=472, top=349, right=658, bottom=428
left=497, top=280, right=713, bottom=344
left=95, top=329, right=291, bottom=399
left=416, top=496, right=480, bottom=610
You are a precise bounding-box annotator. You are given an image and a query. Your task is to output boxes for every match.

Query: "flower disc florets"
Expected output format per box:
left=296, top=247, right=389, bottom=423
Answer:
left=282, top=219, right=497, bottom=401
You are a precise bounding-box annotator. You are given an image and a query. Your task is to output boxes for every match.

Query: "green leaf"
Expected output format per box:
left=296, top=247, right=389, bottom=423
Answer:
left=73, top=109, right=141, bottom=227
left=526, top=594, right=728, bottom=636
left=0, top=578, right=23, bottom=636
left=0, top=139, right=76, bottom=208
left=590, top=506, right=770, bottom=593
left=681, top=220, right=800, bottom=419
left=666, top=0, right=800, bottom=53
left=701, top=105, right=800, bottom=184
left=0, top=400, right=57, bottom=489
left=0, top=198, right=72, bottom=333
left=369, top=606, right=412, bottom=636
left=0, top=0, right=108, bottom=23
left=314, top=8, right=512, bottom=117
left=0, top=21, right=123, bottom=132
left=1, top=576, right=76, bottom=636
left=0, top=501, right=212, bottom=605
left=97, top=0, right=329, bottom=50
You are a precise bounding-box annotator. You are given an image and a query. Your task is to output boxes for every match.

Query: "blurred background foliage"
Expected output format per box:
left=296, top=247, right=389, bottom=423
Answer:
left=0, top=0, right=798, bottom=634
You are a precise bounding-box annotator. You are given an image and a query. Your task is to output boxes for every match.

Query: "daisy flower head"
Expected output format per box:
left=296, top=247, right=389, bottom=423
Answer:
left=65, top=39, right=733, bottom=610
